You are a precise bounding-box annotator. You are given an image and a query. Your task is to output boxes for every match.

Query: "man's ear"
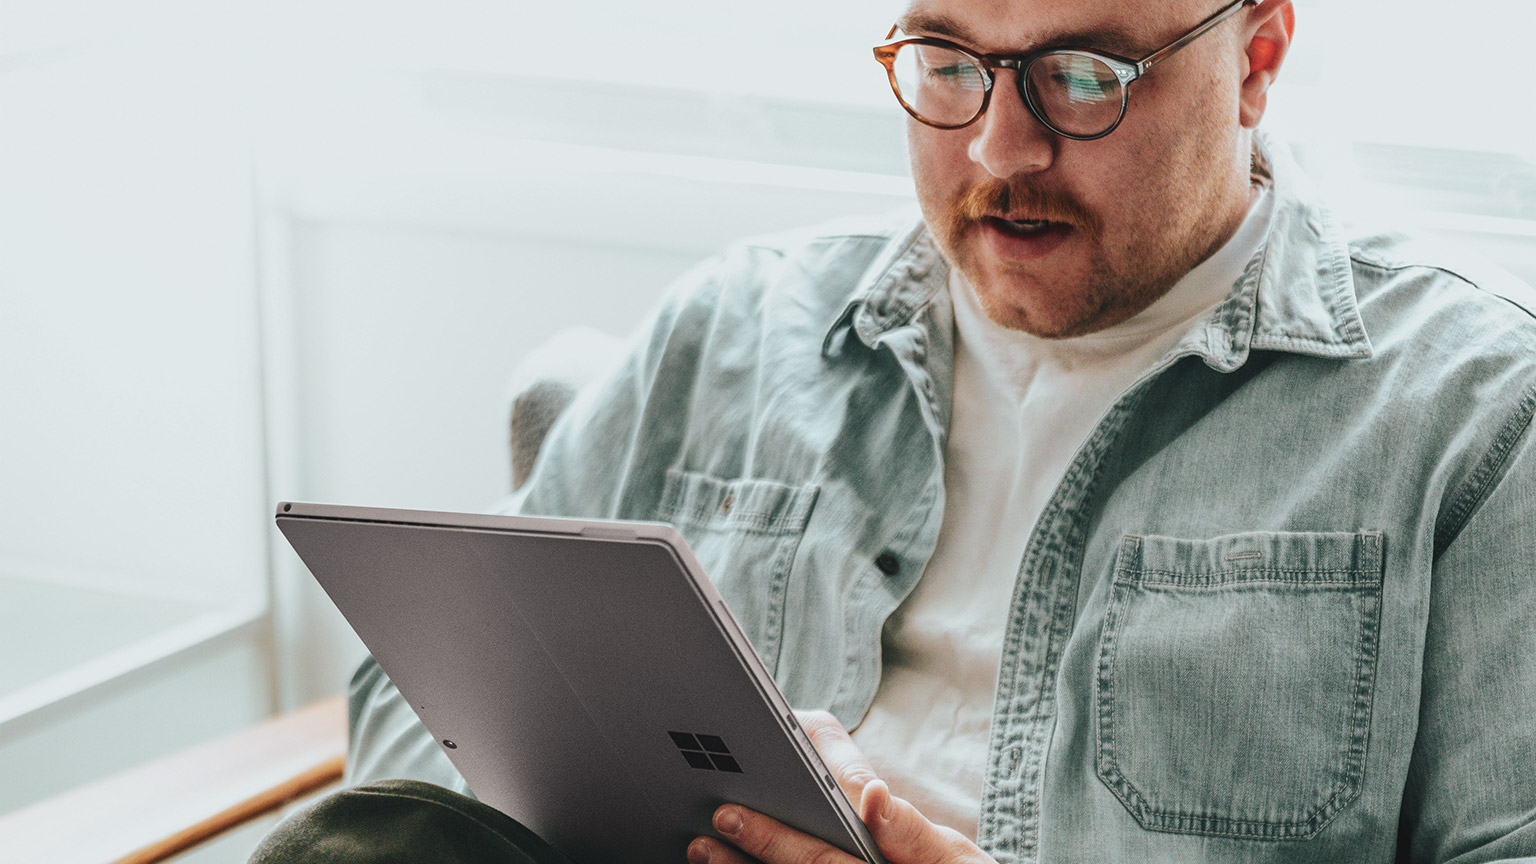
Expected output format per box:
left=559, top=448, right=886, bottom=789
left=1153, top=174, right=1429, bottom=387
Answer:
left=1238, top=0, right=1295, bottom=128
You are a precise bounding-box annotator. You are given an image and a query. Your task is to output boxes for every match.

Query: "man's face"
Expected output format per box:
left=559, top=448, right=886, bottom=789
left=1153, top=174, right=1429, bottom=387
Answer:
left=903, top=0, right=1257, bottom=337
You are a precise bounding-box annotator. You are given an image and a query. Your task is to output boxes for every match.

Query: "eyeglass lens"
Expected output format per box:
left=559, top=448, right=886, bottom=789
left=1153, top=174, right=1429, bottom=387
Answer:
left=890, top=43, right=1125, bottom=136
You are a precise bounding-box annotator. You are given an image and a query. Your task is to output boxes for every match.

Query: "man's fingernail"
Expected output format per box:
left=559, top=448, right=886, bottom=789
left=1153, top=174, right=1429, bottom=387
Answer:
left=880, top=794, right=895, bottom=822
left=687, top=838, right=711, bottom=864
left=714, top=808, right=744, bottom=835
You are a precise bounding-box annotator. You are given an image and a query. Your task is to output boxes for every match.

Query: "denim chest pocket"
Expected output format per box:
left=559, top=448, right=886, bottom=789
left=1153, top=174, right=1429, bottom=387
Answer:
left=656, top=470, right=819, bottom=674
left=1095, top=531, right=1385, bottom=840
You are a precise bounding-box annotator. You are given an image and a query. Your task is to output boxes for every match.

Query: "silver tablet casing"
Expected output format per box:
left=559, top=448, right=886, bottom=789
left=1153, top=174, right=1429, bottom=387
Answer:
left=276, top=502, right=885, bottom=864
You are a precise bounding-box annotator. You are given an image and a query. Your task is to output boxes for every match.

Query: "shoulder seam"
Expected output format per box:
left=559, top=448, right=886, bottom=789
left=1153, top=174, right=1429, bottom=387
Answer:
left=1349, top=252, right=1536, bottom=323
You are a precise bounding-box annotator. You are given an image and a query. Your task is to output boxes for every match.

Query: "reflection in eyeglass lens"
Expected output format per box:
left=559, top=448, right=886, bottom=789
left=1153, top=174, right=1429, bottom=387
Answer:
left=1035, top=54, right=1118, bottom=106
left=896, top=44, right=986, bottom=125
left=917, top=47, right=985, bottom=90
left=1027, top=53, right=1122, bottom=135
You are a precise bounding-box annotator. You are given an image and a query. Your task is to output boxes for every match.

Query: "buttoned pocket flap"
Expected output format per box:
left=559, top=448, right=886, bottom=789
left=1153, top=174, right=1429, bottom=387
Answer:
left=657, top=470, right=820, bottom=672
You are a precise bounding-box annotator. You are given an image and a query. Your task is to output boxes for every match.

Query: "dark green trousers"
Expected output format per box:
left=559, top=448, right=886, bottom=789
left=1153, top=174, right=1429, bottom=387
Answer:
left=249, top=780, right=575, bottom=864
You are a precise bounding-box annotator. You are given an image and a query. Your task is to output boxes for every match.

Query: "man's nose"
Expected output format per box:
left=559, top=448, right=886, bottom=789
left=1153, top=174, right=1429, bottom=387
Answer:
left=966, top=71, right=1056, bottom=179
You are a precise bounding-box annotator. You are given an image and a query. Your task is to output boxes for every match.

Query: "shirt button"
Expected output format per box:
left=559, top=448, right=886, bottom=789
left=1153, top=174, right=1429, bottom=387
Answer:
left=874, top=551, right=900, bottom=576
left=720, top=494, right=734, bottom=515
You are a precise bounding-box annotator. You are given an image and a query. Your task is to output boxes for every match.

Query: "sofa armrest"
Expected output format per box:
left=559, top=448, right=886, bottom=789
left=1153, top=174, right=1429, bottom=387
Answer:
left=0, top=696, right=346, bottom=864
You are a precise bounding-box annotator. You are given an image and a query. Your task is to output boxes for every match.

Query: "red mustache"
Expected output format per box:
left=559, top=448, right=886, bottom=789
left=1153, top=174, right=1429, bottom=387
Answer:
left=949, top=179, right=1097, bottom=231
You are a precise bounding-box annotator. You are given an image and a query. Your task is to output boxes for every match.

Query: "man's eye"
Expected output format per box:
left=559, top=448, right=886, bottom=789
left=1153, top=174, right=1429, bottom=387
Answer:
left=925, top=63, right=983, bottom=88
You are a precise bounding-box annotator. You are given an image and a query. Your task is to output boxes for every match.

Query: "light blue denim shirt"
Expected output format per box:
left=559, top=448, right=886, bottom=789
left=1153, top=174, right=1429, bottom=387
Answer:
left=349, top=137, right=1536, bottom=863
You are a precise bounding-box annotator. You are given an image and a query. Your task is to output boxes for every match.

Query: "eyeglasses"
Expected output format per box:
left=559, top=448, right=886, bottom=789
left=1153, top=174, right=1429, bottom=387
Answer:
left=872, top=0, right=1261, bottom=140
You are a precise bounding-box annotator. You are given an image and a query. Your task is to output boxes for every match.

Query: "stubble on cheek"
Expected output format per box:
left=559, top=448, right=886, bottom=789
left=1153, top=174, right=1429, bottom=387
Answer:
left=917, top=146, right=1246, bottom=338
left=908, top=110, right=1249, bottom=337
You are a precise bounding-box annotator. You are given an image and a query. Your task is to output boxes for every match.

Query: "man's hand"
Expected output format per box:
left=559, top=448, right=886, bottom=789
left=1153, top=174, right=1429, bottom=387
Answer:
left=685, top=711, right=996, bottom=864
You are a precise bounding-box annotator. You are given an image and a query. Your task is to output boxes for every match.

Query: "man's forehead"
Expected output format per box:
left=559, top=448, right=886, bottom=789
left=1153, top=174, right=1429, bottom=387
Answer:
left=896, top=0, right=1187, bottom=54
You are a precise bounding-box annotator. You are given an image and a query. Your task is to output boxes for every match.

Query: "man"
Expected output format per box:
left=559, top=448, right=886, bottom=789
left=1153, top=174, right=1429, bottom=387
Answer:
left=257, top=0, right=1536, bottom=861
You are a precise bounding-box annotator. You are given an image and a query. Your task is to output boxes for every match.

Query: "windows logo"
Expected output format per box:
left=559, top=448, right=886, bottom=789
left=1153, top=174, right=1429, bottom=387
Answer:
left=669, top=731, right=743, bottom=773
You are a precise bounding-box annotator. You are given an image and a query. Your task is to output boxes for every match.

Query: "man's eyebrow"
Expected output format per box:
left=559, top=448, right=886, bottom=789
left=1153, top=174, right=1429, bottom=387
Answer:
left=895, top=11, right=1146, bottom=58
left=895, top=10, right=976, bottom=43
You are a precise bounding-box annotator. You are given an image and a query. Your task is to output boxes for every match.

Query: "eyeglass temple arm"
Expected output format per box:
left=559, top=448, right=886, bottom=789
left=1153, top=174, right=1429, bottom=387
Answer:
left=1136, top=0, right=1263, bottom=76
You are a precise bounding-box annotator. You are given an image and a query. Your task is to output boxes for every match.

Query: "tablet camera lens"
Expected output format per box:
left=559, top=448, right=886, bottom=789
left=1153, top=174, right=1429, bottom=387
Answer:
left=443, top=739, right=457, bottom=749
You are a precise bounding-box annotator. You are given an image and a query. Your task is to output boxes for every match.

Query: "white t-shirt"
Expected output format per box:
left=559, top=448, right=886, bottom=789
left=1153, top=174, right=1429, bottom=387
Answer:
left=849, top=185, right=1276, bottom=840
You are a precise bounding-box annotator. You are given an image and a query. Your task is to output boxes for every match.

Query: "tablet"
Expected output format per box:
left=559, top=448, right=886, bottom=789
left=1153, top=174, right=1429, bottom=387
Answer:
left=276, top=502, right=885, bottom=864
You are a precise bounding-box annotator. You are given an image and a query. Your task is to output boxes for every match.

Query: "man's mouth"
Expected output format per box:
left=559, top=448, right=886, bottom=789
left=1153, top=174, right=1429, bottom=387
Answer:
left=984, top=216, right=1072, bottom=236
left=976, top=215, right=1075, bottom=260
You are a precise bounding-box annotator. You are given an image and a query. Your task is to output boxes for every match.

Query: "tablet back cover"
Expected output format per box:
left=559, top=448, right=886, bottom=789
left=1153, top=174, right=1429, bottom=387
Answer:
left=277, top=504, right=878, bottom=864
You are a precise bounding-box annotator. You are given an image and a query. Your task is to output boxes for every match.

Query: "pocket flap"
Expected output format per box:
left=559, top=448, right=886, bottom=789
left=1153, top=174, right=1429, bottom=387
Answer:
left=1118, top=530, right=1384, bottom=587
left=658, top=470, right=819, bottom=536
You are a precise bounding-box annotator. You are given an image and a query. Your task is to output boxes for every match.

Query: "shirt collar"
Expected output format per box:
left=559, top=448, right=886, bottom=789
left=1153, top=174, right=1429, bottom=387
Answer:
left=823, top=130, right=1373, bottom=370
left=822, top=214, right=950, bottom=358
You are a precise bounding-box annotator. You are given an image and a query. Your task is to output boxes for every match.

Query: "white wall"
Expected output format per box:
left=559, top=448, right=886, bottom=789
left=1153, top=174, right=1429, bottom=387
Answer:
left=0, top=11, right=275, bottom=814
left=0, top=31, right=269, bottom=609
left=255, top=77, right=918, bottom=707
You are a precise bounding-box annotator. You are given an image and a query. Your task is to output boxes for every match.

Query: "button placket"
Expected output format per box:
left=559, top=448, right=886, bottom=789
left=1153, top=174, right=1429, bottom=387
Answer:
left=980, top=380, right=1160, bottom=863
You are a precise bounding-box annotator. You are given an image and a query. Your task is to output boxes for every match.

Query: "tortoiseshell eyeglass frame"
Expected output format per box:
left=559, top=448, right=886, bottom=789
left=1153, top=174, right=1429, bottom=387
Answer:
left=872, top=0, right=1263, bottom=140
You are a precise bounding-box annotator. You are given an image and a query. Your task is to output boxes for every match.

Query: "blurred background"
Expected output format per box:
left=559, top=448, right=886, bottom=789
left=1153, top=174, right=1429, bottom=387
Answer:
left=2, top=0, right=1533, bottom=857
